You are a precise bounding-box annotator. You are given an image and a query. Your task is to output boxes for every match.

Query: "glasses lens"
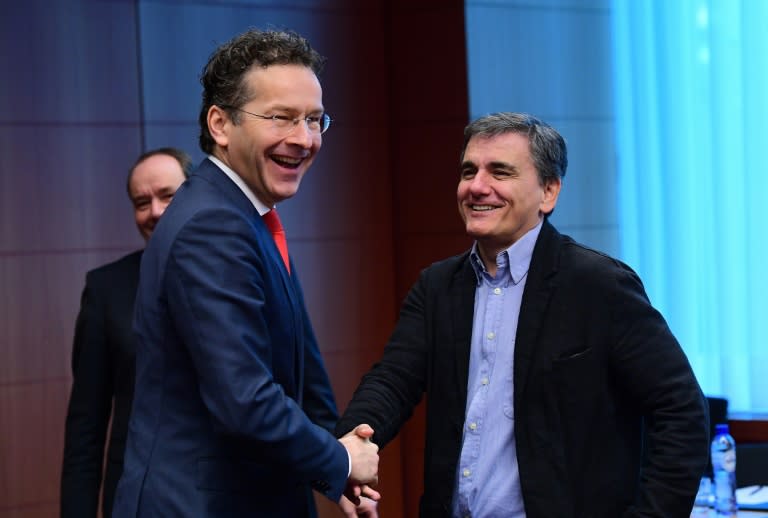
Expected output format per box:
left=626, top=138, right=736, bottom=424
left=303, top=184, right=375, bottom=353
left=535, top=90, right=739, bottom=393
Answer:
left=321, top=114, right=332, bottom=134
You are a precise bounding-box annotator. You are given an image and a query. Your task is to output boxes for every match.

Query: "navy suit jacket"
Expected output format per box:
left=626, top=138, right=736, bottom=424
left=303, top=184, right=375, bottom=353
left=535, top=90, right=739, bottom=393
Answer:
left=61, top=250, right=142, bottom=517
left=113, top=159, right=348, bottom=517
left=337, top=220, right=709, bottom=517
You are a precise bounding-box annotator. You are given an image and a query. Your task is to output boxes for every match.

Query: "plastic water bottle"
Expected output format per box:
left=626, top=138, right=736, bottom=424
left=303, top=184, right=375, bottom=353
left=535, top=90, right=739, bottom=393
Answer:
left=711, top=423, right=737, bottom=516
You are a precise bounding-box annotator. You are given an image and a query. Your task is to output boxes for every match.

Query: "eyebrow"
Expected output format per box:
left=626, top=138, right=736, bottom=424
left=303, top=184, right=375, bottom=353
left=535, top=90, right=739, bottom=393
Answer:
left=131, top=186, right=177, bottom=201
left=461, top=159, right=517, bottom=171
left=264, top=103, right=325, bottom=114
left=487, top=160, right=516, bottom=171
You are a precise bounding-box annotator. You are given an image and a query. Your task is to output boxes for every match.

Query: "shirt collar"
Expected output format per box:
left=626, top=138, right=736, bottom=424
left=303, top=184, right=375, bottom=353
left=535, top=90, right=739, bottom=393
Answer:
left=208, top=155, right=271, bottom=215
left=469, top=220, right=543, bottom=285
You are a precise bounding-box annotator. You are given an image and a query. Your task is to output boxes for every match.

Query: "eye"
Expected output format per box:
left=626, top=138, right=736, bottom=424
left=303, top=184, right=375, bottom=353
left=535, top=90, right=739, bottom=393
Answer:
left=460, top=168, right=477, bottom=179
left=271, top=114, right=293, bottom=125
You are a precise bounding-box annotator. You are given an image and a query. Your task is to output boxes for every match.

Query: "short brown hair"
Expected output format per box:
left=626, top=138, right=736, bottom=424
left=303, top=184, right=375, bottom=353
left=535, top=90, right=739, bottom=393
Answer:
left=126, top=147, right=192, bottom=196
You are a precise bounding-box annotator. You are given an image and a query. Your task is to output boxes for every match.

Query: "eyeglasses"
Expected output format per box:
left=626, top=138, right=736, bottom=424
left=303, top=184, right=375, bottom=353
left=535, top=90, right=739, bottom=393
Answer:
left=222, top=106, right=332, bottom=134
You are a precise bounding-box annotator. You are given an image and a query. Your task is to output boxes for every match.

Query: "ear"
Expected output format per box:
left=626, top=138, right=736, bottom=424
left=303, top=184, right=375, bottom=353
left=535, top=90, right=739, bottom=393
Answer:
left=207, top=105, right=230, bottom=148
left=540, top=177, right=562, bottom=215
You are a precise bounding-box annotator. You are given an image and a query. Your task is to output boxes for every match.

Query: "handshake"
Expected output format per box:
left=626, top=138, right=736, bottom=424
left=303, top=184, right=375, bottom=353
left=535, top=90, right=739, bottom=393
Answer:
left=338, top=424, right=381, bottom=517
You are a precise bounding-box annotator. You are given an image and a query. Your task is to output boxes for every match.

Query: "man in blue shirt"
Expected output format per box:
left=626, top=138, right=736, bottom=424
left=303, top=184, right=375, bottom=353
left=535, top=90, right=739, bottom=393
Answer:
left=337, top=112, right=709, bottom=517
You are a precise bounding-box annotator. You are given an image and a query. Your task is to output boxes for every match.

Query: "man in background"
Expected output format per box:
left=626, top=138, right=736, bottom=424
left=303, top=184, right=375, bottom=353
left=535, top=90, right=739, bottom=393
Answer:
left=113, top=29, right=378, bottom=517
left=61, top=147, right=191, bottom=517
left=337, top=112, right=709, bottom=517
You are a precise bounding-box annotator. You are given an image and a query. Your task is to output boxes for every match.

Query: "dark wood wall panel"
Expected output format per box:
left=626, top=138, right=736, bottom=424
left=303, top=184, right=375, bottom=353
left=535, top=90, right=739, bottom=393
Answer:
left=0, top=127, right=143, bottom=254
left=386, top=3, right=470, bottom=515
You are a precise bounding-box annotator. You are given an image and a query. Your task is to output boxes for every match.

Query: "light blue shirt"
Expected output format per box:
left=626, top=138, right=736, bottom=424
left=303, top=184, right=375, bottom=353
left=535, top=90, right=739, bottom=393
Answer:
left=451, top=221, right=542, bottom=518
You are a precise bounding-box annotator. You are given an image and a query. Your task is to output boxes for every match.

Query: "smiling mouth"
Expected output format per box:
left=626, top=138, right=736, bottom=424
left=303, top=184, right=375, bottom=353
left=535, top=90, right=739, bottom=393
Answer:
left=272, top=155, right=303, bottom=169
left=469, top=204, right=497, bottom=211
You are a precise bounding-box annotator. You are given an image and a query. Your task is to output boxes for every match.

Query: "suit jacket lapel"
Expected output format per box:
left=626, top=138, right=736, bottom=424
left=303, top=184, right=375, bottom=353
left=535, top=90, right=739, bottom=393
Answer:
left=197, top=159, right=297, bottom=299
left=195, top=158, right=257, bottom=217
left=514, top=220, right=561, bottom=402
left=451, top=254, right=477, bottom=405
left=198, top=158, right=302, bottom=387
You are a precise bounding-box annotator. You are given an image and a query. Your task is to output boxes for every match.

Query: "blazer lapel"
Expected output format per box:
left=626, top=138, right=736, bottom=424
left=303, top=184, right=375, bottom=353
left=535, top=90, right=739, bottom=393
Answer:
left=514, top=221, right=561, bottom=401
left=451, top=255, right=477, bottom=403
left=198, top=159, right=302, bottom=391
left=197, top=157, right=296, bottom=300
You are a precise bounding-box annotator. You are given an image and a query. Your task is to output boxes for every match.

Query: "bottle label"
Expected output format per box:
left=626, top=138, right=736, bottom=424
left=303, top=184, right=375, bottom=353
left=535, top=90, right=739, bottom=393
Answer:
left=712, top=450, right=736, bottom=473
left=722, top=450, right=736, bottom=473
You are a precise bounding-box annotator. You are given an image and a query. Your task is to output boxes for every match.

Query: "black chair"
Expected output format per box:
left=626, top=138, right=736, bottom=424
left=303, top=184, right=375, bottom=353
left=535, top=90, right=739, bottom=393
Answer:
left=708, top=396, right=729, bottom=436
left=706, top=396, right=729, bottom=477
left=736, top=443, right=768, bottom=487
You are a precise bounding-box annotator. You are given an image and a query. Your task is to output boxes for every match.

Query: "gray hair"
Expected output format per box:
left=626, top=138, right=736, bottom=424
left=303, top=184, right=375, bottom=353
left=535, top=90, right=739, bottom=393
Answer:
left=460, top=112, right=568, bottom=185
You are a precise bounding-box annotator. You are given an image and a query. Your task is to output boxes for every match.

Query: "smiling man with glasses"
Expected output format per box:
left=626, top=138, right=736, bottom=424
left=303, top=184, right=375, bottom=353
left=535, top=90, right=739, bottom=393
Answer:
left=221, top=106, right=333, bottom=135
left=113, top=29, right=379, bottom=518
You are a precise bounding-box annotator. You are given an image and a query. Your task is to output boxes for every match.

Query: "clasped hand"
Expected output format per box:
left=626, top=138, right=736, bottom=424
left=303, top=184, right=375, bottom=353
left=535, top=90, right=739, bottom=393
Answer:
left=338, top=424, right=380, bottom=506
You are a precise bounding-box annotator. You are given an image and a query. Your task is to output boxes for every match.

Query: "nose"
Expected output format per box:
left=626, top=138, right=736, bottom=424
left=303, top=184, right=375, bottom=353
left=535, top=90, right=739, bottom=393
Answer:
left=467, top=170, right=492, bottom=194
left=150, top=198, right=166, bottom=219
left=285, top=119, right=315, bottom=148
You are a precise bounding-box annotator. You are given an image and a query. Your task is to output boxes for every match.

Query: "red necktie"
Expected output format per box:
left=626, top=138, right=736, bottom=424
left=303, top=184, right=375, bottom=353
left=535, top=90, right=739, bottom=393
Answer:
left=262, top=209, right=290, bottom=273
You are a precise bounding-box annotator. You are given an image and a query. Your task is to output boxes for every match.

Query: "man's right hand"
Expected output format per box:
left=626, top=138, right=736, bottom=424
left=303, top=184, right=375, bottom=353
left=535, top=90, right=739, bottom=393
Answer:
left=339, top=423, right=379, bottom=486
left=338, top=495, right=379, bottom=518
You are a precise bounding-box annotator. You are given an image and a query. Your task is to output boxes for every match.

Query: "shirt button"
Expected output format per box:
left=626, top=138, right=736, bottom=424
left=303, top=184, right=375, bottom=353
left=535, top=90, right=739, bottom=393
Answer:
left=487, top=331, right=495, bottom=340
left=481, top=377, right=489, bottom=385
left=469, top=422, right=477, bottom=430
left=463, top=468, right=471, bottom=477
left=493, top=287, right=502, bottom=295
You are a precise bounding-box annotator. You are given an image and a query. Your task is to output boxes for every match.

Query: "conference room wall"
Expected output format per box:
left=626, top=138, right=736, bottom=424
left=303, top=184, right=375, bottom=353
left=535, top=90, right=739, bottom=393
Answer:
left=0, top=1, right=617, bottom=517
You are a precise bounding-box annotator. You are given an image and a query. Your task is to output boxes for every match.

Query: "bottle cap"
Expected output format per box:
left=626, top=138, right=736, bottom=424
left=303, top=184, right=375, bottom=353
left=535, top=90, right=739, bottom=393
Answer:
left=715, top=423, right=729, bottom=434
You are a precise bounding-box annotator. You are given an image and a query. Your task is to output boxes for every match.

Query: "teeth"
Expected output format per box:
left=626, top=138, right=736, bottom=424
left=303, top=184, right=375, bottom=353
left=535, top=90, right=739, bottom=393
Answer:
left=470, top=205, right=495, bottom=211
left=273, top=155, right=302, bottom=166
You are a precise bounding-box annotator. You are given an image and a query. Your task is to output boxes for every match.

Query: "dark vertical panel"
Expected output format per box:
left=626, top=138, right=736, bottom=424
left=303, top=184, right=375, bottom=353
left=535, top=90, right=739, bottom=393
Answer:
left=0, top=0, right=143, bottom=514
left=0, top=2, right=141, bottom=124
left=386, top=3, right=470, bottom=517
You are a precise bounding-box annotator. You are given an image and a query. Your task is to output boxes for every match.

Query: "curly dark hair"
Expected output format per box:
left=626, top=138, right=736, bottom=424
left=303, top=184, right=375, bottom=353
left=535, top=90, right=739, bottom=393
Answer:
left=198, top=29, right=326, bottom=154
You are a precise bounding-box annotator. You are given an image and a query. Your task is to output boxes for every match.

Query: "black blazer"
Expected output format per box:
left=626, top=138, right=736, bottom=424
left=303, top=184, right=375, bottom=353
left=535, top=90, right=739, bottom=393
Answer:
left=337, top=220, right=709, bottom=517
left=61, top=250, right=141, bottom=518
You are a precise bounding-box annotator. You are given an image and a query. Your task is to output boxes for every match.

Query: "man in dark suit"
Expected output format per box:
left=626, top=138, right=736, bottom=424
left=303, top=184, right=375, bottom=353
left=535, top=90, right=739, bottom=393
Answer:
left=336, top=112, right=710, bottom=517
left=112, top=29, right=379, bottom=517
left=61, top=147, right=192, bottom=517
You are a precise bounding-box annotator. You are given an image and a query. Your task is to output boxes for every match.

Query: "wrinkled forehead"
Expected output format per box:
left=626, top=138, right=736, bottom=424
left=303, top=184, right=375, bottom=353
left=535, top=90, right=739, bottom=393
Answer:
left=129, top=155, right=186, bottom=195
left=242, top=64, right=323, bottom=110
left=463, top=132, right=532, bottom=163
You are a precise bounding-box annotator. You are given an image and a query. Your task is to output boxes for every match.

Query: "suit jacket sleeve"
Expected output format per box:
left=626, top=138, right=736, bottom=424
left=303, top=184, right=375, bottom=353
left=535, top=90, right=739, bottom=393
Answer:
left=605, top=266, right=709, bottom=516
left=61, top=272, right=114, bottom=517
left=164, top=209, right=348, bottom=499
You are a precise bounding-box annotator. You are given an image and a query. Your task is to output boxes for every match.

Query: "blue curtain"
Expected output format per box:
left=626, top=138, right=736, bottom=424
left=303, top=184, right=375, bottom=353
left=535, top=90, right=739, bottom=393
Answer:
left=612, top=0, right=768, bottom=412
